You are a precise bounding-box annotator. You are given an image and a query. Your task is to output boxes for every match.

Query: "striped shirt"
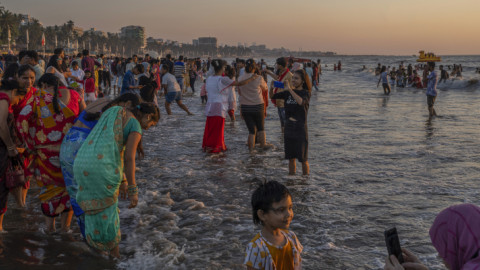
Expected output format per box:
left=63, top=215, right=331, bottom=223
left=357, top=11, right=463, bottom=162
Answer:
left=244, top=230, right=303, bottom=270
left=174, top=61, right=186, bottom=78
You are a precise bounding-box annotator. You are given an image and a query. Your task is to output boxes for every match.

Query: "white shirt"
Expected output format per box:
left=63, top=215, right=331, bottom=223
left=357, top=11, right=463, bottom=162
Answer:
left=205, top=75, right=232, bottom=118
left=69, top=68, right=85, bottom=88
left=162, top=73, right=181, bottom=93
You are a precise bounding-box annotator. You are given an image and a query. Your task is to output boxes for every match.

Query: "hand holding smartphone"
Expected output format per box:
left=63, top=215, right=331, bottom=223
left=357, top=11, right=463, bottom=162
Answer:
left=384, top=227, right=404, bottom=264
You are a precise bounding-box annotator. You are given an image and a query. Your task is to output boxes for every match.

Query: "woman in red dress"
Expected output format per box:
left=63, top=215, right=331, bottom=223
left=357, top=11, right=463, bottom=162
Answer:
left=16, top=73, right=86, bottom=232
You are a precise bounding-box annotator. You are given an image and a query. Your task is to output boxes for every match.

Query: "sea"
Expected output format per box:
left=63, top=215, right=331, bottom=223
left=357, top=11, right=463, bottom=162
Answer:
left=1, top=55, right=480, bottom=270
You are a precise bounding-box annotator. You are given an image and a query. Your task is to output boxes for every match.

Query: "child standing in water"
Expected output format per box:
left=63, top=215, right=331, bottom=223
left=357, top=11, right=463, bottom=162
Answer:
left=244, top=181, right=303, bottom=270
left=377, top=66, right=391, bottom=95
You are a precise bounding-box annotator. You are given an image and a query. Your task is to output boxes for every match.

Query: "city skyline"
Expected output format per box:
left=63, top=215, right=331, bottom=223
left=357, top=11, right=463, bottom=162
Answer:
left=6, top=0, right=480, bottom=55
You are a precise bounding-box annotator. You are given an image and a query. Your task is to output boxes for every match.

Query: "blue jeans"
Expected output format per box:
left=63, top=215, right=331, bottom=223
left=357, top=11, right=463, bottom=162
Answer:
left=176, top=77, right=184, bottom=91
left=277, top=107, right=286, bottom=127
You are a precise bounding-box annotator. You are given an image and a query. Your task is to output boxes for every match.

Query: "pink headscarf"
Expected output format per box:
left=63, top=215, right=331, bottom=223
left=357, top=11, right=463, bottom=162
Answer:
left=429, top=204, right=480, bottom=270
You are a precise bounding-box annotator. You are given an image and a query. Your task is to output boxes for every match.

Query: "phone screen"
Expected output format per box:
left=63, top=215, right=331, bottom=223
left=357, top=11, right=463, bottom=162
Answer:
left=384, top=227, right=404, bottom=264
left=273, top=81, right=285, bottom=89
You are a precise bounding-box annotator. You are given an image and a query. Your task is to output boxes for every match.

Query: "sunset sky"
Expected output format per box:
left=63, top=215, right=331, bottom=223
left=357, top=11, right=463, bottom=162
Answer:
left=6, top=0, right=480, bottom=55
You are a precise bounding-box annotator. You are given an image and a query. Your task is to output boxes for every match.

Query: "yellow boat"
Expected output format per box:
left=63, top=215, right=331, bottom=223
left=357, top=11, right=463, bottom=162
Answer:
left=417, top=50, right=441, bottom=62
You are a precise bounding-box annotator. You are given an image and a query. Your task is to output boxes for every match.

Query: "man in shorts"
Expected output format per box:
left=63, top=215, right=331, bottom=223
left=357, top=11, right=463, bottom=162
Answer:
left=160, top=65, right=193, bottom=115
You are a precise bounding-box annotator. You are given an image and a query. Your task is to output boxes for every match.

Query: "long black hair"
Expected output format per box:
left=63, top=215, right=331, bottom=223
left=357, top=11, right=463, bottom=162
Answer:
left=47, top=55, right=63, bottom=72
left=2, top=63, right=20, bottom=81
left=294, top=69, right=312, bottom=93
left=0, top=78, right=20, bottom=92
left=83, top=93, right=140, bottom=121
left=38, top=73, right=61, bottom=114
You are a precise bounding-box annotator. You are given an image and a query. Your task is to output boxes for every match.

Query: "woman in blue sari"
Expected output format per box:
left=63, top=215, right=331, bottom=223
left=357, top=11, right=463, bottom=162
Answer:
left=74, top=103, right=159, bottom=257
left=60, top=93, right=140, bottom=237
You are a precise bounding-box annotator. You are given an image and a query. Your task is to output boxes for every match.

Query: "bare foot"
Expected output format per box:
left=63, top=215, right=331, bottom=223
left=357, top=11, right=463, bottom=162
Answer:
left=262, top=143, right=274, bottom=150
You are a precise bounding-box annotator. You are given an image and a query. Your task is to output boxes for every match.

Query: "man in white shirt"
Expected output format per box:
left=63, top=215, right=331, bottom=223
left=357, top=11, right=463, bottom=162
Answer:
left=160, top=65, right=193, bottom=116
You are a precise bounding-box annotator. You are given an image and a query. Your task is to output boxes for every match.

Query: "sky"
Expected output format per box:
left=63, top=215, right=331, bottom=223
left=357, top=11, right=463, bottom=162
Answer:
left=5, top=0, right=480, bottom=55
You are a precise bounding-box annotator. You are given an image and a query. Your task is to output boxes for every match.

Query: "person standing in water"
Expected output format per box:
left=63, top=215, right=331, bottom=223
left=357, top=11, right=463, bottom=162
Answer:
left=272, top=70, right=311, bottom=175
left=377, top=66, right=391, bottom=95
left=16, top=74, right=85, bottom=233
left=74, top=103, right=159, bottom=258
left=237, top=59, right=270, bottom=152
left=202, top=60, right=258, bottom=153
left=439, top=65, right=449, bottom=84
left=160, top=65, right=193, bottom=115
left=265, top=57, right=293, bottom=133
left=0, top=79, right=27, bottom=232
left=426, top=62, right=438, bottom=118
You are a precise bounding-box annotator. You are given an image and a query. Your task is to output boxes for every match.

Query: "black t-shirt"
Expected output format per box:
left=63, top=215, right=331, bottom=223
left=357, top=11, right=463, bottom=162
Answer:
left=165, top=60, right=174, bottom=74
left=138, top=75, right=151, bottom=86
left=272, top=89, right=310, bottom=123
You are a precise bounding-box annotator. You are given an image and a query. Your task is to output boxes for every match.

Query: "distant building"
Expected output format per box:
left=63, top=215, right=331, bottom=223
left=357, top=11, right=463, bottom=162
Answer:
left=198, top=37, right=217, bottom=48
left=85, top=28, right=107, bottom=38
left=73, top=26, right=84, bottom=36
left=121, top=25, right=146, bottom=48
left=19, top=14, right=41, bottom=26
left=193, top=39, right=199, bottom=46
left=250, top=44, right=267, bottom=50
left=147, top=37, right=164, bottom=45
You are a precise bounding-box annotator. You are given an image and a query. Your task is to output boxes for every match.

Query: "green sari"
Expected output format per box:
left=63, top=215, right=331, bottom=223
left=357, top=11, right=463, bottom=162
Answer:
left=74, top=106, right=128, bottom=251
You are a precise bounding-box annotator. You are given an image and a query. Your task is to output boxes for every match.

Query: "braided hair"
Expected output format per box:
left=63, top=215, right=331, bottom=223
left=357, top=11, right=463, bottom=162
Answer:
left=38, top=73, right=61, bottom=114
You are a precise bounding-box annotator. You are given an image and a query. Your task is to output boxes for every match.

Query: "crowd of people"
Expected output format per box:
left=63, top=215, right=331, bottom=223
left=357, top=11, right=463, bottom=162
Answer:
left=0, top=48, right=315, bottom=266
left=1, top=48, right=477, bottom=269
left=0, top=48, right=161, bottom=257
left=376, top=61, right=439, bottom=118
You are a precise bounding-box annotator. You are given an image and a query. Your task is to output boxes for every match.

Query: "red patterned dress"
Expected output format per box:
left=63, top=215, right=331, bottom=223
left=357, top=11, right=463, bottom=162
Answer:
left=16, top=87, right=81, bottom=217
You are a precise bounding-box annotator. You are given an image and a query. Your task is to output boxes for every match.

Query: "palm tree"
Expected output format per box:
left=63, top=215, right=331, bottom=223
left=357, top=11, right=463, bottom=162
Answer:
left=0, top=6, right=20, bottom=46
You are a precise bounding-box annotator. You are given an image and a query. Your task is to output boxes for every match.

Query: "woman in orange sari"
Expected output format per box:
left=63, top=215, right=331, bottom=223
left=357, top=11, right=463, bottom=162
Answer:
left=16, top=73, right=86, bottom=232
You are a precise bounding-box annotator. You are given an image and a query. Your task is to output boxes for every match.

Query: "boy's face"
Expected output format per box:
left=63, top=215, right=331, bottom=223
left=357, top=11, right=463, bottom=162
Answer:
left=260, top=195, right=294, bottom=230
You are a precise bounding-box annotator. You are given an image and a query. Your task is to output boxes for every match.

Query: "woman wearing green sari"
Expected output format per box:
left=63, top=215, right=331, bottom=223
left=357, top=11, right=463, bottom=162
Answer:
left=73, top=103, right=159, bottom=257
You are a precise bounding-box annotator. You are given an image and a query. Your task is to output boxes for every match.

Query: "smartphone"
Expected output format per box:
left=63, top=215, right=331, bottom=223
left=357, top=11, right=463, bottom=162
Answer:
left=384, top=227, right=404, bottom=264
left=273, top=81, right=285, bottom=89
